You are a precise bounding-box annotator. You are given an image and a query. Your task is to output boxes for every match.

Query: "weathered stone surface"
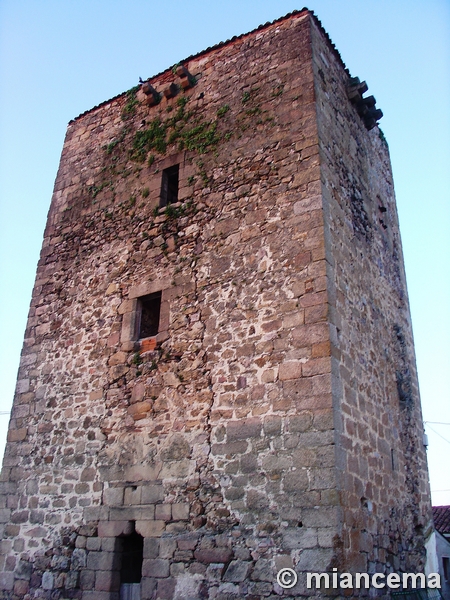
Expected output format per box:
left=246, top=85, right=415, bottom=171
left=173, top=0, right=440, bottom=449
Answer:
left=0, top=572, right=14, bottom=591
left=97, top=520, right=133, bottom=538
left=194, top=548, right=233, bottom=564
left=223, top=560, right=251, bottom=582
left=142, top=558, right=170, bottom=578
left=0, top=8, right=432, bottom=600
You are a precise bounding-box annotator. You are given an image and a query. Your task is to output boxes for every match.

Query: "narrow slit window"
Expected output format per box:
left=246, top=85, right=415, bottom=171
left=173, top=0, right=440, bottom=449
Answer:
left=139, top=292, right=161, bottom=338
left=160, top=164, right=179, bottom=207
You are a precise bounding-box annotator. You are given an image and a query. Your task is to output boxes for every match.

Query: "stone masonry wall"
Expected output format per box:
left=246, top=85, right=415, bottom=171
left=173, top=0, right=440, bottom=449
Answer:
left=0, top=9, right=432, bottom=600
left=0, top=11, right=340, bottom=600
left=311, top=15, right=433, bottom=584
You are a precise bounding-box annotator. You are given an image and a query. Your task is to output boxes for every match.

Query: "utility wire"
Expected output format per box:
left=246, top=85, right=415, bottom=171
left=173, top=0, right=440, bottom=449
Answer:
left=426, top=424, right=450, bottom=446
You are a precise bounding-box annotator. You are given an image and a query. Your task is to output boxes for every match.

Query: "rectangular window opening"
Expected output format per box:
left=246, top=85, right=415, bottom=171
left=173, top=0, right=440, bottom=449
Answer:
left=138, top=292, right=161, bottom=339
left=160, top=164, right=179, bottom=207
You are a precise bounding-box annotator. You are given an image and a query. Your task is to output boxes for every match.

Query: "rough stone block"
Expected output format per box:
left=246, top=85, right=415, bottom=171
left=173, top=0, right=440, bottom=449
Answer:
left=13, top=579, right=29, bottom=596
left=86, top=537, right=102, bottom=551
left=83, top=506, right=109, bottom=522
left=0, top=572, right=14, bottom=591
left=296, top=547, right=334, bottom=571
left=79, top=569, right=95, bottom=590
left=102, top=537, right=120, bottom=552
left=86, top=551, right=120, bottom=571
left=124, top=485, right=142, bottom=505
left=144, top=537, right=160, bottom=559
left=226, top=418, right=261, bottom=442
left=283, top=527, right=318, bottom=550
left=155, top=503, right=171, bottom=521
left=15, top=559, right=32, bottom=580
left=159, top=538, right=177, bottom=559
left=42, top=571, right=54, bottom=590
left=251, top=558, right=274, bottom=582
left=263, top=416, right=282, bottom=436
left=211, top=440, right=248, bottom=456
left=156, top=577, right=176, bottom=599
left=141, top=577, right=157, bottom=597
left=194, top=548, right=233, bottom=564
left=283, top=468, right=309, bottom=492
left=71, top=548, right=87, bottom=570
left=136, top=520, right=165, bottom=537
left=7, top=428, right=27, bottom=442
left=309, top=467, right=335, bottom=490
left=103, top=487, right=124, bottom=506
left=108, top=352, right=128, bottom=366
left=142, top=558, right=170, bottom=578
left=279, top=361, right=303, bottom=381
left=95, top=570, right=120, bottom=591
left=15, top=379, right=30, bottom=394
left=223, top=560, right=251, bottom=582
left=141, top=484, right=164, bottom=504
left=172, top=503, right=189, bottom=521
left=97, top=520, right=133, bottom=538
left=206, top=562, right=226, bottom=581
left=65, top=570, right=79, bottom=589
left=302, top=357, right=331, bottom=376
left=301, top=507, right=338, bottom=528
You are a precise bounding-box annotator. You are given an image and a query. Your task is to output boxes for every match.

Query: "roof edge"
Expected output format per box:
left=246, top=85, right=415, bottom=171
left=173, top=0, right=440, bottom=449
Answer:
left=69, top=8, right=349, bottom=124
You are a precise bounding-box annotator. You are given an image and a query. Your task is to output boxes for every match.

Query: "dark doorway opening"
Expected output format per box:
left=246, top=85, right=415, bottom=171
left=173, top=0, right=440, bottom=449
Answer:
left=120, top=531, right=143, bottom=584
left=120, top=527, right=143, bottom=600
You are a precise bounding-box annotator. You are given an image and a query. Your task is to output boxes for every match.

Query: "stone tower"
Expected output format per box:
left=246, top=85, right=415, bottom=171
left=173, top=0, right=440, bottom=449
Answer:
left=0, top=9, right=433, bottom=599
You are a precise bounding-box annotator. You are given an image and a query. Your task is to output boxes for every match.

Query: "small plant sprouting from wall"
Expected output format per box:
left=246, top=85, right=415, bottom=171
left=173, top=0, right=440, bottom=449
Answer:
left=217, top=104, right=230, bottom=118
left=129, top=96, right=221, bottom=162
left=196, top=160, right=210, bottom=187
left=121, top=86, right=140, bottom=121
left=181, top=121, right=220, bottom=154
left=92, top=80, right=272, bottom=203
left=379, top=128, right=389, bottom=148
left=105, top=127, right=128, bottom=155
left=164, top=203, right=186, bottom=219
left=272, top=84, right=284, bottom=97
left=89, top=181, right=111, bottom=198
left=235, top=86, right=270, bottom=132
left=130, top=118, right=168, bottom=161
left=245, top=106, right=261, bottom=117
left=132, top=352, right=142, bottom=366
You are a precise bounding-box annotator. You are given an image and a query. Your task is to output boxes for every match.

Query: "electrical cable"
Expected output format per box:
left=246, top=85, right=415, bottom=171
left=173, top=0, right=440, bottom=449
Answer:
left=425, top=424, right=450, bottom=446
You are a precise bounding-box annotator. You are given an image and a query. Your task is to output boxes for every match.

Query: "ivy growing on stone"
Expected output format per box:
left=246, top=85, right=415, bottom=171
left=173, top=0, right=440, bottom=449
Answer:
left=121, top=86, right=140, bottom=121
left=130, top=119, right=168, bottom=161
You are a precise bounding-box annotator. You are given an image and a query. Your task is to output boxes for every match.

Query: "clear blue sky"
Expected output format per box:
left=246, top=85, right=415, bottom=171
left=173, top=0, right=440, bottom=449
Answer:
left=1, top=0, right=449, bottom=505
